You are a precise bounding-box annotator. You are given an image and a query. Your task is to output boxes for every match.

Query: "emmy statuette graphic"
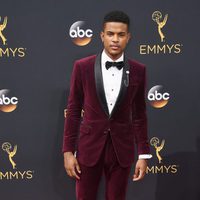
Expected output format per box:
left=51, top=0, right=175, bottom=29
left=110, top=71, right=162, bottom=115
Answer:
left=150, top=137, right=165, bottom=163
left=152, top=11, right=168, bottom=42
left=2, top=142, right=17, bottom=169
left=0, top=16, right=8, bottom=45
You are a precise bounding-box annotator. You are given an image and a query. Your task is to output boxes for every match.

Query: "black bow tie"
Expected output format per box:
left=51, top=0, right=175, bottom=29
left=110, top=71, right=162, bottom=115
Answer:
left=105, top=61, right=125, bottom=70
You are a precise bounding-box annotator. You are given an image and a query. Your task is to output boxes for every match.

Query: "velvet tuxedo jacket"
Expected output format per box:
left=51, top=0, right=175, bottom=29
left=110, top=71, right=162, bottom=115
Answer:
left=62, top=53, right=150, bottom=167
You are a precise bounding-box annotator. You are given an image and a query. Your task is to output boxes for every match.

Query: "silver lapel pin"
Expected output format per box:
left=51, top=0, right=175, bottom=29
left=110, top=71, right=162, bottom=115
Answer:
left=124, top=70, right=129, bottom=87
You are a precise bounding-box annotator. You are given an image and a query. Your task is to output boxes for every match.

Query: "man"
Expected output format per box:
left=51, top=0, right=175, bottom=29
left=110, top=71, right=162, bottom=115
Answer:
left=62, top=10, right=152, bottom=200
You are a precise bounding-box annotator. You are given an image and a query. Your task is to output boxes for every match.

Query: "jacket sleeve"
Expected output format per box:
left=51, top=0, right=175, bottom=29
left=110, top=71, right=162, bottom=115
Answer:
left=62, top=61, right=84, bottom=153
left=132, top=66, right=150, bottom=155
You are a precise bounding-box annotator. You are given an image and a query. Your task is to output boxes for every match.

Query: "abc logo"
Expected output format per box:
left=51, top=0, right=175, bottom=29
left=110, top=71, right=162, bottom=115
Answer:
left=70, top=27, right=93, bottom=38
left=0, top=94, right=18, bottom=105
left=69, top=21, right=93, bottom=46
left=148, top=85, right=170, bottom=108
left=0, top=89, right=18, bottom=112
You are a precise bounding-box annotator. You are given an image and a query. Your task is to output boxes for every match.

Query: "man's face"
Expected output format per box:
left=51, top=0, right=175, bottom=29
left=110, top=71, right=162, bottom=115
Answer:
left=101, top=22, right=130, bottom=60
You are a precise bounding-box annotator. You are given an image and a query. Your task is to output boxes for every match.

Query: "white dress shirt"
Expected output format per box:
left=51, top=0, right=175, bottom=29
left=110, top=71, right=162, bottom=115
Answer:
left=101, top=49, right=124, bottom=114
left=101, top=49, right=152, bottom=160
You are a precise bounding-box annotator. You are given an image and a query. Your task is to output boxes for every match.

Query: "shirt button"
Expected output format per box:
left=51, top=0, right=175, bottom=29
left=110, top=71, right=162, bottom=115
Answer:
left=110, top=103, right=112, bottom=106
left=112, top=74, right=114, bottom=76
left=111, top=89, right=114, bottom=91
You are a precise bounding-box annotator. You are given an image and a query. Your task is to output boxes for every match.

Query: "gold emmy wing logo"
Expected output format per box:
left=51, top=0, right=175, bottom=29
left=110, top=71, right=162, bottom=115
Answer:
left=0, top=142, right=34, bottom=180
left=147, top=137, right=179, bottom=174
left=0, top=16, right=27, bottom=58
left=150, top=137, right=165, bottom=163
left=152, top=11, right=168, bottom=42
left=2, top=142, right=17, bottom=169
left=139, top=11, right=182, bottom=55
left=0, top=16, right=8, bottom=45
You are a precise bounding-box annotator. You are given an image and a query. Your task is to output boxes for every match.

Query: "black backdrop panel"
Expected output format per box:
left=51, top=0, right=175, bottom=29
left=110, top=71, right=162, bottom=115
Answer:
left=0, top=0, right=200, bottom=199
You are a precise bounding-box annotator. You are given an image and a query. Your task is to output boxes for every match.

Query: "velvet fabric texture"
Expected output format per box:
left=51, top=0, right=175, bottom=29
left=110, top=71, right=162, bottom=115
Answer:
left=63, top=53, right=150, bottom=167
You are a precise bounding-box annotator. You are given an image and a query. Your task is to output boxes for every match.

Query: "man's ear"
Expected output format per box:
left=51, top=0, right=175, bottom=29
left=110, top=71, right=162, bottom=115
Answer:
left=127, top=32, right=131, bottom=43
left=100, top=31, right=104, bottom=43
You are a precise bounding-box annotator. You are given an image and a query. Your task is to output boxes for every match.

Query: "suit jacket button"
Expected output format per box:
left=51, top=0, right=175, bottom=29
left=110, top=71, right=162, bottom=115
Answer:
left=108, top=128, right=111, bottom=131
left=104, top=131, right=107, bottom=134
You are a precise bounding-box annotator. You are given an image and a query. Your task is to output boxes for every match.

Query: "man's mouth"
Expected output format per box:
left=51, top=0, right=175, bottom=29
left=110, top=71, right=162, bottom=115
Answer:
left=110, top=45, right=120, bottom=50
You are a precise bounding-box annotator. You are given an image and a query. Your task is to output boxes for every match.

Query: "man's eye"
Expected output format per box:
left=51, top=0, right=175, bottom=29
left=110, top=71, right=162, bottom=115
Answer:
left=107, top=32, right=113, bottom=36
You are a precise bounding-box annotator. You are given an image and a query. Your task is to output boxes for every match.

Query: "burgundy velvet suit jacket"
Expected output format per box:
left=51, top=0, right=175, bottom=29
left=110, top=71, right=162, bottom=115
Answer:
left=62, top=53, right=150, bottom=167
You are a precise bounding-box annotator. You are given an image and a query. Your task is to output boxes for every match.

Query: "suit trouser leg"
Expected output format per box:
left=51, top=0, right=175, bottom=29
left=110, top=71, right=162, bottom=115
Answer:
left=76, top=137, right=107, bottom=200
left=76, top=160, right=104, bottom=200
left=76, top=147, right=103, bottom=200
left=76, top=132, right=131, bottom=200
left=104, top=133, right=131, bottom=200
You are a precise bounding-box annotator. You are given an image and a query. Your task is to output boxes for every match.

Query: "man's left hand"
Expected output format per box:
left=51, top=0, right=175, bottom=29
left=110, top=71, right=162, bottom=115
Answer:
left=133, top=159, right=147, bottom=181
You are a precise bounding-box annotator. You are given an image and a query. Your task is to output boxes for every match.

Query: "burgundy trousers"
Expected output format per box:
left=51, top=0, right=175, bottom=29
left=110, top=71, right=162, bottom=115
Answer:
left=76, top=132, right=132, bottom=200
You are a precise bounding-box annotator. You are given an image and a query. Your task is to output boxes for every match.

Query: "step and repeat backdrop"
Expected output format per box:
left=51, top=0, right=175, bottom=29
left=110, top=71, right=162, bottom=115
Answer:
left=0, top=0, right=199, bottom=199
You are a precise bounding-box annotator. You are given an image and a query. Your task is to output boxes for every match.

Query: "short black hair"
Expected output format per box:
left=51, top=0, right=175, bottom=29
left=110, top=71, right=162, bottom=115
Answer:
left=103, top=10, right=130, bottom=31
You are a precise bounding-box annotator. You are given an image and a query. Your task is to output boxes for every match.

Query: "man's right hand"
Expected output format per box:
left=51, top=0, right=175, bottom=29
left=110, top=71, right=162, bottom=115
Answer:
left=64, top=152, right=81, bottom=180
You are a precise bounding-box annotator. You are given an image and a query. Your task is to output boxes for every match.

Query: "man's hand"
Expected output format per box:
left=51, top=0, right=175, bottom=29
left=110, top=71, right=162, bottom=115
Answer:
left=133, top=159, right=147, bottom=181
left=64, top=152, right=81, bottom=180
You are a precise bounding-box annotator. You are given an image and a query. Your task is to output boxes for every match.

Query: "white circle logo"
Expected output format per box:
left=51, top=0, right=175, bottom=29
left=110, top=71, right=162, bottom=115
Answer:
left=148, top=85, right=170, bottom=108
left=0, top=89, right=18, bottom=112
left=69, top=21, right=93, bottom=46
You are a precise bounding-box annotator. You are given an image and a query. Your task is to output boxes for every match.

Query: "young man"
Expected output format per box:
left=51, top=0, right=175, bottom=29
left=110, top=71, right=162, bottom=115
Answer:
left=63, top=10, right=152, bottom=200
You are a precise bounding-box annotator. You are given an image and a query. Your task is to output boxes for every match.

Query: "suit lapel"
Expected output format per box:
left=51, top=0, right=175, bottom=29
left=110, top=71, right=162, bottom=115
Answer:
left=94, top=52, right=130, bottom=118
left=94, top=53, right=110, bottom=117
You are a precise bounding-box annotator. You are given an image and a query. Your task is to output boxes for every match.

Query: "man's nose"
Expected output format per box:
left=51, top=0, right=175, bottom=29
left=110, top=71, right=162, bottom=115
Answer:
left=112, top=34, right=119, bottom=42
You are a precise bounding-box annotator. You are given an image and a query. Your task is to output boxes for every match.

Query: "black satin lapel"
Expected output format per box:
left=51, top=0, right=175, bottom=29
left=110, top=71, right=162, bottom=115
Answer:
left=109, top=55, right=130, bottom=118
left=94, top=53, right=109, bottom=117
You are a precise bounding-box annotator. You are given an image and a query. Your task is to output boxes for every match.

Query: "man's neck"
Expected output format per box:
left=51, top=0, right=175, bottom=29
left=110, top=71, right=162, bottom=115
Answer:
left=104, top=49, right=124, bottom=61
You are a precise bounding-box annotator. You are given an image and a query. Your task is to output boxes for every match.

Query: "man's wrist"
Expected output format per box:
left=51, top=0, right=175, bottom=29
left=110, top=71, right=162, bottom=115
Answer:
left=64, top=151, right=73, bottom=157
